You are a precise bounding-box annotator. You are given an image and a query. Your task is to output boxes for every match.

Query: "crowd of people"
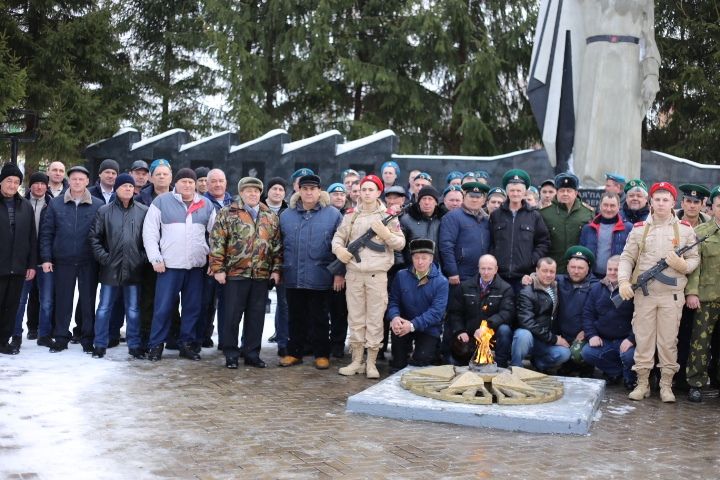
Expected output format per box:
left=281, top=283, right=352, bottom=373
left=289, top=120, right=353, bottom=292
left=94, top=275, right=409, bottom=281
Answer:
left=1, top=157, right=719, bottom=404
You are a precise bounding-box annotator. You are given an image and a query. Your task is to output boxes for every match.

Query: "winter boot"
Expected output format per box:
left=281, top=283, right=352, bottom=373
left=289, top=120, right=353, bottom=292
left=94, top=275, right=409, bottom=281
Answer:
left=366, top=348, right=380, bottom=379
left=628, top=368, right=651, bottom=401
left=338, top=343, right=365, bottom=376
left=659, top=368, right=676, bottom=403
left=10, top=335, right=22, bottom=354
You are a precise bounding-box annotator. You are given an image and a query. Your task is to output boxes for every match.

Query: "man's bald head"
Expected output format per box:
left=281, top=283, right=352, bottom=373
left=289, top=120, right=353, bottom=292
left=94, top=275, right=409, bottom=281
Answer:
left=478, top=254, right=498, bottom=282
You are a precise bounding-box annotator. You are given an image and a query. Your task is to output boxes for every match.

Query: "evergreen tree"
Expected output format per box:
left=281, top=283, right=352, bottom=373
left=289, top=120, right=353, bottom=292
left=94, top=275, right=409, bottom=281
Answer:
left=118, top=0, right=221, bottom=135
left=0, top=33, right=26, bottom=118
left=0, top=1, right=134, bottom=169
left=647, top=0, right=720, bottom=164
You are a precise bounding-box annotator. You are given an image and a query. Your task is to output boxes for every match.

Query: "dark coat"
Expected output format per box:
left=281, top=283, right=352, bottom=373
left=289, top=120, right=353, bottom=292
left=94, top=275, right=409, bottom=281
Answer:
left=0, top=193, right=37, bottom=276
left=134, top=183, right=171, bottom=207
left=439, top=207, right=491, bottom=280
left=448, top=274, right=515, bottom=337
left=386, top=263, right=448, bottom=338
left=205, top=191, right=233, bottom=211
left=39, top=190, right=104, bottom=265
left=400, top=202, right=443, bottom=264
left=280, top=192, right=342, bottom=290
left=517, top=278, right=558, bottom=345
left=619, top=202, right=650, bottom=224
left=88, top=183, right=113, bottom=204
left=556, top=273, right=598, bottom=341
left=582, top=279, right=635, bottom=343
left=579, top=214, right=633, bottom=274
left=25, top=190, right=54, bottom=261
left=490, top=200, right=550, bottom=280
left=88, top=199, right=149, bottom=285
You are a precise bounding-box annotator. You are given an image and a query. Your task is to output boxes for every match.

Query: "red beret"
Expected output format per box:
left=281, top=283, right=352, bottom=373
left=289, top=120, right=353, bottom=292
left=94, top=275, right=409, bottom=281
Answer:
left=649, top=181, right=678, bottom=200
left=360, top=174, right=383, bottom=192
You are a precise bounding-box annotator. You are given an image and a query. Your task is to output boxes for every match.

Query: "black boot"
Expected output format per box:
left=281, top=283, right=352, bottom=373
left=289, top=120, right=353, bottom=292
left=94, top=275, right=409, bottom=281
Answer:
left=688, top=387, right=703, bottom=403
left=0, top=341, right=18, bottom=355
left=27, top=330, right=38, bottom=340
left=129, top=347, right=146, bottom=359
left=10, top=336, right=22, bottom=354
left=37, top=336, right=53, bottom=347
left=178, top=343, right=201, bottom=361
left=92, top=347, right=106, bottom=358
left=147, top=344, right=164, bottom=361
left=49, top=341, right=68, bottom=353
left=107, top=338, right=120, bottom=348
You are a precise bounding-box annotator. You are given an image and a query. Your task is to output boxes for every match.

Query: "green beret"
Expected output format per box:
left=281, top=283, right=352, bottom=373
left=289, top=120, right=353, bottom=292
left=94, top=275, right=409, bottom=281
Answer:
left=461, top=182, right=490, bottom=195
left=564, top=245, right=595, bottom=267
left=678, top=183, right=711, bottom=201
left=710, top=186, right=720, bottom=204
left=502, top=169, right=531, bottom=189
left=624, top=178, right=647, bottom=194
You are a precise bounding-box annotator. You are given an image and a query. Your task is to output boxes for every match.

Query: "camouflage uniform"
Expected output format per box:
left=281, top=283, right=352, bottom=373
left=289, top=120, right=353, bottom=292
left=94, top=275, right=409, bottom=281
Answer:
left=618, top=215, right=700, bottom=374
left=685, top=220, right=720, bottom=388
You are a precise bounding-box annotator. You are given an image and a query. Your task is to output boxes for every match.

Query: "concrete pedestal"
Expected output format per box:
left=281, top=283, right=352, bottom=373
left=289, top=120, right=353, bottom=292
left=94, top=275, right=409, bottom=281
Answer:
left=346, top=368, right=605, bottom=435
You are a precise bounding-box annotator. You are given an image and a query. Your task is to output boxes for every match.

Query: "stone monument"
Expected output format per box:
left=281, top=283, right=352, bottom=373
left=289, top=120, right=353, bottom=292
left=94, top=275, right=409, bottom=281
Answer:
left=528, top=0, right=660, bottom=187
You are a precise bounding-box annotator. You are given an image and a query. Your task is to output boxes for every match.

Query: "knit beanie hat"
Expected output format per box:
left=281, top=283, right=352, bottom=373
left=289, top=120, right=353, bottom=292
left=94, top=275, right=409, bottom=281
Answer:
left=173, top=168, right=197, bottom=183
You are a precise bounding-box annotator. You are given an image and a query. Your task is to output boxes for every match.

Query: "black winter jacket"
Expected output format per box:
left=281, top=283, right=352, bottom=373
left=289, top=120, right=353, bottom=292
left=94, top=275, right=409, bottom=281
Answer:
left=490, top=200, right=550, bottom=280
left=0, top=193, right=37, bottom=276
left=89, top=199, right=149, bottom=285
left=517, top=278, right=558, bottom=345
left=400, top=202, right=443, bottom=264
left=25, top=190, right=53, bottom=263
left=448, top=274, right=515, bottom=336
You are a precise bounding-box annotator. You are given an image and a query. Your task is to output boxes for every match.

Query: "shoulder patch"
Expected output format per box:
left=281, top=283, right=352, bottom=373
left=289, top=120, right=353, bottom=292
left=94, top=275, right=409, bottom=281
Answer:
left=680, top=220, right=692, bottom=227
left=582, top=201, right=594, bottom=211
left=345, top=207, right=355, bottom=214
left=633, top=221, right=645, bottom=227
left=385, top=208, right=396, bottom=215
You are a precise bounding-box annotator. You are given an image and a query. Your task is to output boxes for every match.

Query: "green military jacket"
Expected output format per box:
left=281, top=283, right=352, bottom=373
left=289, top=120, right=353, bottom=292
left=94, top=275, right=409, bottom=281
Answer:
left=540, top=197, right=594, bottom=273
left=685, top=220, right=720, bottom=301
left=208, top=199, right=282, bottom=280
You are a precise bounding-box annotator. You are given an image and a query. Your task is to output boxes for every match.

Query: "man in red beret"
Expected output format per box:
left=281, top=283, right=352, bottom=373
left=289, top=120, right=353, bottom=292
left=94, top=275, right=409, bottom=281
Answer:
left=618, top=182, right=700, bottom=403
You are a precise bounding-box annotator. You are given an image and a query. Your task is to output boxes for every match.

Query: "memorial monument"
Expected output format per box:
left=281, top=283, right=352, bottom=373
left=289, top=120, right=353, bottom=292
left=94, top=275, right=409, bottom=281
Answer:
left=528, top=0, right=660, bottom=186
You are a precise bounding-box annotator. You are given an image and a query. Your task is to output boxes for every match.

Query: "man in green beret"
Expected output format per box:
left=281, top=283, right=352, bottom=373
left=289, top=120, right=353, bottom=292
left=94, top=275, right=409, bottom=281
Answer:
left=684, top=186, right=720, bottom=402
left=540, top=173, right=594, bottom=273
left=490, top=169, right=550, bottom=292
left=620, top=179, right=650, bottom=224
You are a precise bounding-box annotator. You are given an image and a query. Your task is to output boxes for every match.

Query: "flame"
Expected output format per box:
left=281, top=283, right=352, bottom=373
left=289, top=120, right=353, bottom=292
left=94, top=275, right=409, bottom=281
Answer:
left=473, top=320, right=495, bottom=365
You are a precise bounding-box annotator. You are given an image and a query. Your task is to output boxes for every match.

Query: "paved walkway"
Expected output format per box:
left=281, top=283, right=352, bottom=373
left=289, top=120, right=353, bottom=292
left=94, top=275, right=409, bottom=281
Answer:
left=2, top=337, right=719, bottom=480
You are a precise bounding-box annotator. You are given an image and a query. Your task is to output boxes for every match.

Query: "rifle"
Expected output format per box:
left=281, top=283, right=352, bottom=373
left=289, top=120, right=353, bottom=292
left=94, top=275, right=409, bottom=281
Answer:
left=327, top=213, right=399, bottom=276
left=611, top=226, right=718, bottom=307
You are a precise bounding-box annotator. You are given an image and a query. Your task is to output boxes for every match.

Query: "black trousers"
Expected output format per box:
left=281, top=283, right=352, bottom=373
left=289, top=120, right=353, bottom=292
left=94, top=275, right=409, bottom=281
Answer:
left=25, top=277, right=40, bottom=332
left=0, top=275, right=25, bottom=343
left=222, top=278, right=268, bottom=361
left=329, top=288, right=348, bottom=347
left=677, top=305, right=695, bottom=385
left=286, top=288, right=331, bottom=358
left=390, top=330, right=439, bottom=370
left=53, top=262, right=97, bottom=348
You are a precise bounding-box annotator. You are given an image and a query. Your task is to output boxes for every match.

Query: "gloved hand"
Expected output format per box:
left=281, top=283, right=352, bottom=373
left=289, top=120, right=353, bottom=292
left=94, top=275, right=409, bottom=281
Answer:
left=619, top=281, right=635, bottom=301
left=665, top=250, right=688, bottom=274
left=335, top=247, right=354, bottom=264
left=371, top=220, right=393, bottom=240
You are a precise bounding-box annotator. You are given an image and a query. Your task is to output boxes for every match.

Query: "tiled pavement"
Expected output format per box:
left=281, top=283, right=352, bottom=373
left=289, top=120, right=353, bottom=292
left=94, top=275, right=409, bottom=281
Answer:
left=2, top=342, right=719, bottom=480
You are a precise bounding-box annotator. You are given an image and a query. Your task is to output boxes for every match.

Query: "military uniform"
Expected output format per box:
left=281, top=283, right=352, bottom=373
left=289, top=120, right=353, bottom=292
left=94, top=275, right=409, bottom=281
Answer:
left=685, top=219, right=720, bottom=392
left=540, top=198, right=594, bottom=273
left=618, top=207, right=700, bottom=401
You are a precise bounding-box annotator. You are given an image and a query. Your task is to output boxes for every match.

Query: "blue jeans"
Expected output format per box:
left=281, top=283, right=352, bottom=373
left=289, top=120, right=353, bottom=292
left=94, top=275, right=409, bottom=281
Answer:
left=273, top=282, right=289, bottom=348
left=493, top=324, right=513, bottom=368
left=511, top=328, right=571, bottom=371
left=581, top=339, right=636, bottom=384
left=148, top=268, right=203, bottom=348
left=95, top=284, right=140, bottom=349
left=14, top=268, right=52, bottom=337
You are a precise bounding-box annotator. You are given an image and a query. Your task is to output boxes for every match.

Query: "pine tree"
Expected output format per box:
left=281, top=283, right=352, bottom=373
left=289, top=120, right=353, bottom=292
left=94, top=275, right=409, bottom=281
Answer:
left=646, top=0, right=720, bottom=164
left=118, top=0, right=221, bottom=135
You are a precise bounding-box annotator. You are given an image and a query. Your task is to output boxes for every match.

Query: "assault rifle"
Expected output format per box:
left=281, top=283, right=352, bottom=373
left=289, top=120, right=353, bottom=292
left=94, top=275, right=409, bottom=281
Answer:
left=327, top=213, right=399, bottom=276
left=611, top=226, right=718, bottom=307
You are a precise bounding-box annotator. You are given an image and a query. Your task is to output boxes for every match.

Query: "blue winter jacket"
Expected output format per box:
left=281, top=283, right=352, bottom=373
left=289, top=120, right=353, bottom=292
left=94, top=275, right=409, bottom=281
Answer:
left=386, top=263, right=448, bottom=338
left=280, top=192, right=342, bottom=290
left=555, top=273, right=598, bottom=341
left=579, top=214, right=632, bottom=274
left=39, top=189, right=104, bottom=265
left=582, top=280, right=635, bottom=343
left=439, top=207, right=491, bottom=280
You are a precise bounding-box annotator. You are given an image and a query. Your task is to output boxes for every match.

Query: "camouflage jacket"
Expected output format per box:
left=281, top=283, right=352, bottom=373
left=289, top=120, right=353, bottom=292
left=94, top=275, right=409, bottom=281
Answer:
left=208, top=199, right=282, bottom=279
left=685, top=220, right=720, bottom=301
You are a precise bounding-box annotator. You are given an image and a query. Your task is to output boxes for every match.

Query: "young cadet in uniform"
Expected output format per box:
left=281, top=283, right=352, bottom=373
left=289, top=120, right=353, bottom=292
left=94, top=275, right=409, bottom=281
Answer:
left=685, top=186, right=720, bottom=402
left=618, top=182, right=700, bottom=402
left=332, top=174, right=405, bottom=379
